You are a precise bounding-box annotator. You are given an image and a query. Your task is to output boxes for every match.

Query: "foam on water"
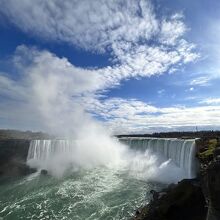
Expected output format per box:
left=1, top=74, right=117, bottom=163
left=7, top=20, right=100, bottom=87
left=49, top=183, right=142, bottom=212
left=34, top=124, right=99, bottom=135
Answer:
left=120, top=137, right=197, bottom=179
left=0, top=167, right=165, bottom=220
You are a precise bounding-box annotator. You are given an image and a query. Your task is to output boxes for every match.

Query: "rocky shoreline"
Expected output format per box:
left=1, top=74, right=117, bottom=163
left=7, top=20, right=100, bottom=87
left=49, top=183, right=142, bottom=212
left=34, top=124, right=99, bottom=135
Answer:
left=133, top=178, right=206, bottom=220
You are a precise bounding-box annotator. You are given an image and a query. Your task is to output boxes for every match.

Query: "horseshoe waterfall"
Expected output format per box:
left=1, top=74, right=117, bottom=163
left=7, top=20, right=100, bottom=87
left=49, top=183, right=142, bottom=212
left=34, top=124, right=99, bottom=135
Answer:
left=27, top=137, right=197, bottom=179
left=0, top=137, right=198, bottom=219
left=119, top=137, right=197, bottom=179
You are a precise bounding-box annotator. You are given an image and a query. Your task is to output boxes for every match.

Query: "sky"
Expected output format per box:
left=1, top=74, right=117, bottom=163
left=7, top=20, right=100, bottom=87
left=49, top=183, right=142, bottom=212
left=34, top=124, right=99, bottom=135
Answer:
left=0, top=0, right=220, bottom=134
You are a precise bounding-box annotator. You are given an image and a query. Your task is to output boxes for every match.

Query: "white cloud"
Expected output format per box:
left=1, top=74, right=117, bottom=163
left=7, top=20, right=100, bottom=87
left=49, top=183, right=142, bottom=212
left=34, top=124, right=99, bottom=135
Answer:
left=84, top=97, right=220, bottom=133
left=190, top=76, right=211, bottom=86
left=0, top=0, right=158, bottom=52
left=200, top=98, right=220, bottom=105
left=0, top=44, right=195, bottom=102
left=0, top=0, right=198, bottom=68
left=159, top=13, right=186, bottom=45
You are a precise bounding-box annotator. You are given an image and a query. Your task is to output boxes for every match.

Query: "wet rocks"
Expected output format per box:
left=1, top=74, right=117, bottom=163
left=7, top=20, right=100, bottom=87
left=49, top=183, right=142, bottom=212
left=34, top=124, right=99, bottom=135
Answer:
left=40, top=169, right=48, bottom=175
left=133, top=179, right=207, bottom=220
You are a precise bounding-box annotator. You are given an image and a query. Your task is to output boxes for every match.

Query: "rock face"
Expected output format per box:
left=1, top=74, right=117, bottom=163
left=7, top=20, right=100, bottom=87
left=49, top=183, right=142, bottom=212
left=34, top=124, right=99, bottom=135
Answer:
left=195, top=137, right=220, bottom=220
left=0, top=139, right=35, bottom=177
left=206, top=161, right=220, bottom=220
left=203, top=140, right=220, bottom=220
left=133, top=179, right=207, bottom=220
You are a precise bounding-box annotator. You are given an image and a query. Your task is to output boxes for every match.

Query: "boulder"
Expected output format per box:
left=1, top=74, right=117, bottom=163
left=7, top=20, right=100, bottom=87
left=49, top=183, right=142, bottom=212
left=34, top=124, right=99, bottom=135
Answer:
left=40, top=169, right=48, bottom=175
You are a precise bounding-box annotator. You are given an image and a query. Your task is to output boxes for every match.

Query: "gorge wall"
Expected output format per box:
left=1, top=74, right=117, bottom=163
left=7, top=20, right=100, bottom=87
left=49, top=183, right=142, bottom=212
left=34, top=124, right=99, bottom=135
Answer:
left=0, top=139, right=34, bottom=177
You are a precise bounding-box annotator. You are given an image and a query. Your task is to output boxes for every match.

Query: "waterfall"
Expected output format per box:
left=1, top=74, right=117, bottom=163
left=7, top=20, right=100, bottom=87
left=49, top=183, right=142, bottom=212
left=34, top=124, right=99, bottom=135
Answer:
left=119, top=137, right=197, bottom=179
left=26, top=139, right=81, bottom=176
left=26, top=138, right=124, bottom=175
left=27, top=139, right=76, bottom=162
left=27, top=138, right=197, bottom=179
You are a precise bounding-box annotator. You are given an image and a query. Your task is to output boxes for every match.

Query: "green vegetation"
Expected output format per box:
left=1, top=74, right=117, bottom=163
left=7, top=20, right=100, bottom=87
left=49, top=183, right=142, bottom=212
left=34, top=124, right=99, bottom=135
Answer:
left=198, top=139, right=217, bottom=160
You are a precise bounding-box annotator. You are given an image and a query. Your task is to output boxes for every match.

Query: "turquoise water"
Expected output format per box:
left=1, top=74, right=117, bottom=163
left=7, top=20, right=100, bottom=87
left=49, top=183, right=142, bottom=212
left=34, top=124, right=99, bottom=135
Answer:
left=0, top=167, right=164, bottom=220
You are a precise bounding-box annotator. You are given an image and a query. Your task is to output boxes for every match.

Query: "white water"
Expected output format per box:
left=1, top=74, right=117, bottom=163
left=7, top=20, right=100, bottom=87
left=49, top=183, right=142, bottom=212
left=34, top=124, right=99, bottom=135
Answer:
left=27, top=137, right=197, bottom=181
left=119, top=137, right=197, bottom=179
left=27, top=138, right=126, bottom=177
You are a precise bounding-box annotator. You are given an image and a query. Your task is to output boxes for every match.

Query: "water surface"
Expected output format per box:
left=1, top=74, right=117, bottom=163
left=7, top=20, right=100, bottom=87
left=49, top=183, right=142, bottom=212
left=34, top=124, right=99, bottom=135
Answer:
left=0, top=167, right=165, bottom=220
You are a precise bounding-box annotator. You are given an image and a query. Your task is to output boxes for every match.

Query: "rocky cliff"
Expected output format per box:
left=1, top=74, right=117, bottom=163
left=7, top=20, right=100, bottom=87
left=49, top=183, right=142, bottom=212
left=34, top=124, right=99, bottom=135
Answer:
left=198, top=138, right=220, bottom=220
left=0, top=130, right=54, bottom=178
left=133, top=179, right=207, bottom=220
left=0, top=139, right=35, bottom=177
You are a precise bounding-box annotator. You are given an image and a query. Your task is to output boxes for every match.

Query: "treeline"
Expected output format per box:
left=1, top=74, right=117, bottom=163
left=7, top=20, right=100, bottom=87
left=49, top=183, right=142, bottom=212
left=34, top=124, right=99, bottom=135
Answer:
left=0, top=129, right=53, bottom=140
left=117, top=130, right=220, bottom=139
left=1, top=129, right=220, bottom=140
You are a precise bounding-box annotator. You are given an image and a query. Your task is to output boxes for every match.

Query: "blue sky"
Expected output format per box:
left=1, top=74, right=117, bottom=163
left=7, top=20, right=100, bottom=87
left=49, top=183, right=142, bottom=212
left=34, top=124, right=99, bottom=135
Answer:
left=0, top=0, right=220, bottom=134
